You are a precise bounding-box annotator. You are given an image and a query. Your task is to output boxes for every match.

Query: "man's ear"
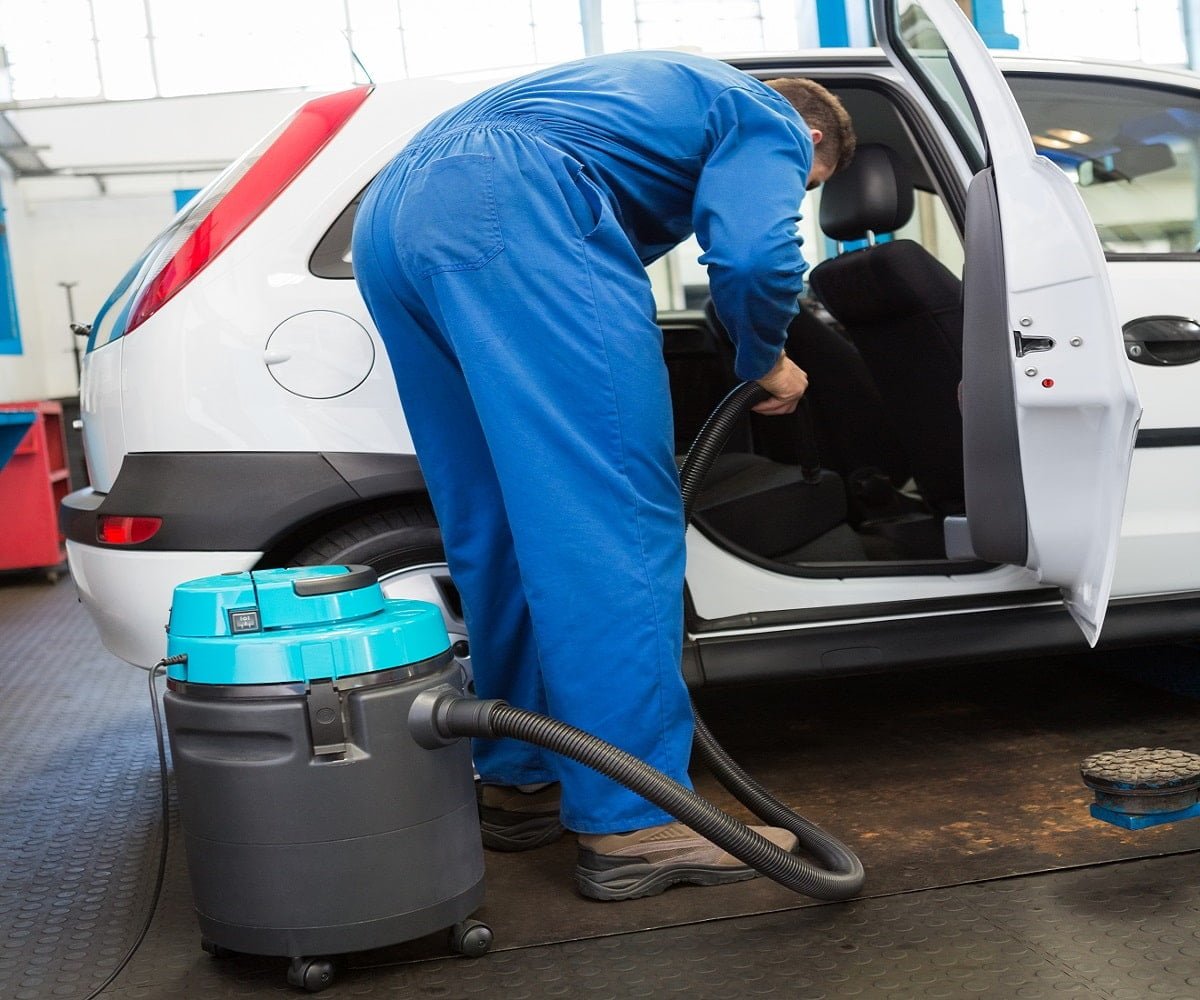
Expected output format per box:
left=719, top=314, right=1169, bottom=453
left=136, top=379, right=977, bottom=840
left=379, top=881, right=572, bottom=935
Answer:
left=810, top=128, right=825, bottom=146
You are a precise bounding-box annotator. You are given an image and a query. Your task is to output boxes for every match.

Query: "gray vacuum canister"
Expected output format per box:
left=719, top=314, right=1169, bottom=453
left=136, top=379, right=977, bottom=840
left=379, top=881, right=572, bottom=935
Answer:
left=162, top=564, right=484, bottom=961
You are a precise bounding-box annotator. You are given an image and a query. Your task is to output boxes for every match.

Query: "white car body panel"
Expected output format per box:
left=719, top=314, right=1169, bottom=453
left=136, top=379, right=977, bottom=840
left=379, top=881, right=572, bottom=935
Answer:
left=79, top=340, right=126, bottom=491
left=1115, top=448, right=1200, bottom=596
left=66, top=541, right=261, bottom=666
left=95, top=77, right=505, bottom=474
left=1110, top=262, right=1200, bottom=430
left=685, top=532, right=1042, bottom=621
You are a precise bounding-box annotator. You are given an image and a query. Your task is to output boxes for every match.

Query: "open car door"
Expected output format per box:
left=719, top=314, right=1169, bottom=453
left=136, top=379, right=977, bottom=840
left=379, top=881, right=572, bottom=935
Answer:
left=873, top=0, right=1141, bottom=645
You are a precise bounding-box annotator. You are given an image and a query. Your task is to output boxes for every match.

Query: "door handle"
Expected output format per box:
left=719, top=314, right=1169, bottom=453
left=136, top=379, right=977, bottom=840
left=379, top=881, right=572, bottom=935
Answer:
left=1123, top=315, right=1200, bottom=366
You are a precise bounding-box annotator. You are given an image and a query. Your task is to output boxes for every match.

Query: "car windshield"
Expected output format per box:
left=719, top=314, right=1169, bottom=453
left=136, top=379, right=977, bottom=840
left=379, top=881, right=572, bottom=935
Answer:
left=1009, top=73, right=1200, bottom=255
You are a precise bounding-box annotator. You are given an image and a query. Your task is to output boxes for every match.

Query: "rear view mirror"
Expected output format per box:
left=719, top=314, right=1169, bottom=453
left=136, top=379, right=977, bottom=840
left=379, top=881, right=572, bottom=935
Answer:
left=1079, top=143, right=1176, bottom=186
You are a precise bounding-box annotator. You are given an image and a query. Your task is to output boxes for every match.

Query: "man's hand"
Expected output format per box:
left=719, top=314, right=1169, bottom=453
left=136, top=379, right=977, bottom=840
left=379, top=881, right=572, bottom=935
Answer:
left=753, top=351, right=808, bottom=415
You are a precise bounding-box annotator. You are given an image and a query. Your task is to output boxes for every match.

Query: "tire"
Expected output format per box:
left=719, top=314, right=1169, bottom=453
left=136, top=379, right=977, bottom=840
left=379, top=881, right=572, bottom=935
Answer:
left=288, top=504, right=471, bottom=678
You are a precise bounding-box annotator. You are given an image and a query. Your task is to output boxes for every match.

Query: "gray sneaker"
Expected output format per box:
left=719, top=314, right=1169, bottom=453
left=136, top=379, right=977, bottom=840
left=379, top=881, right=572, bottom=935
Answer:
left=575, top=821, right=799, bottom=901
left=477, top=782, right=564, bottom=851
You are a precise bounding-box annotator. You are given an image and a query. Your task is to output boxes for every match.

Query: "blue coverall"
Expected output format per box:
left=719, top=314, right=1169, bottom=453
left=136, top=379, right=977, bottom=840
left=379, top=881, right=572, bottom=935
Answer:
left=352, top=51, right=815, bottom=835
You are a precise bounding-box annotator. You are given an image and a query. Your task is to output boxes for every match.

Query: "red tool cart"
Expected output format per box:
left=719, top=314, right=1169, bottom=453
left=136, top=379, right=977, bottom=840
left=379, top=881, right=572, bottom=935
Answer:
left=0, top=401, right=71, bottom=579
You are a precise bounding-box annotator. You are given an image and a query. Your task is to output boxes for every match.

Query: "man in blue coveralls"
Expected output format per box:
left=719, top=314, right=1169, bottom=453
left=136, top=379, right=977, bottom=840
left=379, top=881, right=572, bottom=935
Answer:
left=352, top=51, right=855, bottom=901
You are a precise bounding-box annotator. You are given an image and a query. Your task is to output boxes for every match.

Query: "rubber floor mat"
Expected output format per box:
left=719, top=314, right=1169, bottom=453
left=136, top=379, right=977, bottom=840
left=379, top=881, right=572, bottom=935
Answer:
left=4, top=576, right=1200, bottom=997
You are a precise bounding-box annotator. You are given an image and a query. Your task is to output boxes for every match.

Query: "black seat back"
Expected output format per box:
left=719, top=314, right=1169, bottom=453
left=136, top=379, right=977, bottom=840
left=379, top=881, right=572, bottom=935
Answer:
left=702, top=298, right=909, bottom=487
left=808, top=144, right=965, bottom=515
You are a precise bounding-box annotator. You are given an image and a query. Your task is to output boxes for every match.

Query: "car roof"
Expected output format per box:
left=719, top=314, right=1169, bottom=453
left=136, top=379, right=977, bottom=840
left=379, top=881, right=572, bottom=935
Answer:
left=366, top=47, right=1200, bottom=99
left=732, top=47, right=1200, bottom=88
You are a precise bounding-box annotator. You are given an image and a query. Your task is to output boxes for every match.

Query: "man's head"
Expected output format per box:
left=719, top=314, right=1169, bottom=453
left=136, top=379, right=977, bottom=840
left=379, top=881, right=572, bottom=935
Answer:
left=763, top=77, right=856, bottom=188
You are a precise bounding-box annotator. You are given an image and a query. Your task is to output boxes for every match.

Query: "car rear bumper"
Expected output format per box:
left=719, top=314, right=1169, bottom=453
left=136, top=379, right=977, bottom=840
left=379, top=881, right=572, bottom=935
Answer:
left=65, top=539, right=261, bottom=667
left=60, top=451, right=426, bottom=551
left=60, top=450, right=426, bottom=667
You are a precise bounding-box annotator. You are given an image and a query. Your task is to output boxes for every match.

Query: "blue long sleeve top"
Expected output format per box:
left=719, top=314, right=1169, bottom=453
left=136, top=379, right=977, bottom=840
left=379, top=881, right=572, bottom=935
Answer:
left=421, top=51, right=816, bottom=381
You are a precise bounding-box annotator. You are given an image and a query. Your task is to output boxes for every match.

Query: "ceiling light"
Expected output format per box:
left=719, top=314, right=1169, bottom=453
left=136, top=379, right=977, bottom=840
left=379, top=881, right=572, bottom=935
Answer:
left=1045, top=127, right=1093, bottom=144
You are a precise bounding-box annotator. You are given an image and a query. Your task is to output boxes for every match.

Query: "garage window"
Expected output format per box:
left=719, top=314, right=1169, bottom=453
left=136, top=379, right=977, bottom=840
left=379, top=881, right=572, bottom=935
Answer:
left=1009, top=74, right=1200, bottom=257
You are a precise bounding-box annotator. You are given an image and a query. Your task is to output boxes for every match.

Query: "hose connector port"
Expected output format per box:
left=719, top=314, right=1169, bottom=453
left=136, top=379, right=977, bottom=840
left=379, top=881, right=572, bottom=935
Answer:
left=408, top=685, right=506, bottom=748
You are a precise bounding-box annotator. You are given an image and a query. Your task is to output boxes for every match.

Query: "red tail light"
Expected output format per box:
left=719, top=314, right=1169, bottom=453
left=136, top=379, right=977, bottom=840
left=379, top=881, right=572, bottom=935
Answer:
left=125, top=85, right=372, bottom=334
left=98, top=515, right=163, bottom=545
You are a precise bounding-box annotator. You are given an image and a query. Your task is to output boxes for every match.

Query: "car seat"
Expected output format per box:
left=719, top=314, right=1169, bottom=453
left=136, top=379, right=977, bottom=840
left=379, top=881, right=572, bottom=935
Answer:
left=807, top=143, right=965, bottom=519
left=668, top=304, right=866, bottom=563
left=704, top=298, right=914, bottom=529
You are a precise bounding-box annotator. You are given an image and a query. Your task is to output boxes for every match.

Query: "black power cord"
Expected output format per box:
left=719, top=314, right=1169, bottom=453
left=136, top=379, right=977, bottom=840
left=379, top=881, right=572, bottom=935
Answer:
left=79, top=653, right=184, bottom=1000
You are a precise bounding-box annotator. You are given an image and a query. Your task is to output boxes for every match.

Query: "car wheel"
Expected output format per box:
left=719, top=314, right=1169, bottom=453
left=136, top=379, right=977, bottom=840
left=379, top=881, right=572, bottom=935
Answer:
left=287, top=504, right=471, bottom=680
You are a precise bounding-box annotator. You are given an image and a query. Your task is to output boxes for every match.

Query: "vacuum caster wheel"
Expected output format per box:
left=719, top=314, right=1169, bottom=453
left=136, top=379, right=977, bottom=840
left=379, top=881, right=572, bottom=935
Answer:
left=286, top=957, right=336, bottom=993
left=448, top=918, right=493, bottom=958
left=200, top=937, right=237, bottom=959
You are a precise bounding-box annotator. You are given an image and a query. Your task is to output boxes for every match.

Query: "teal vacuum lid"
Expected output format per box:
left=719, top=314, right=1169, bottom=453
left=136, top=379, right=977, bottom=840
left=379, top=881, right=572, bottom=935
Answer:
left=166, top=565, right=451, bottom=685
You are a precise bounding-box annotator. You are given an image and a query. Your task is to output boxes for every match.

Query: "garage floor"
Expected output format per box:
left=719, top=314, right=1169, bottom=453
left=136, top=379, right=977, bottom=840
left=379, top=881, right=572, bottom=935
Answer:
left=4, top=575, right=1200, bottom=999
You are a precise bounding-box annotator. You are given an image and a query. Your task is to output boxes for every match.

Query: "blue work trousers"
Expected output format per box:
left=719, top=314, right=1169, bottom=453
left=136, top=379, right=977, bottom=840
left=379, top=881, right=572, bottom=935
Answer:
left=352, top=121, right=694, bottom=833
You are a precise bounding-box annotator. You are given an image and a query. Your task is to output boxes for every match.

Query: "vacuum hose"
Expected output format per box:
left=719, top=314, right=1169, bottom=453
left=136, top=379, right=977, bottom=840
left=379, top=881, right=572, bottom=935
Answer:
left=411, top=381, right=865, bottom=900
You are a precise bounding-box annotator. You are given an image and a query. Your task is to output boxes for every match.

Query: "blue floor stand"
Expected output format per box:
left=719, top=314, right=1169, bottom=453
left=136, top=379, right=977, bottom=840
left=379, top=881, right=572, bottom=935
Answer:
left=1090, top=800, right=1200, bottom=830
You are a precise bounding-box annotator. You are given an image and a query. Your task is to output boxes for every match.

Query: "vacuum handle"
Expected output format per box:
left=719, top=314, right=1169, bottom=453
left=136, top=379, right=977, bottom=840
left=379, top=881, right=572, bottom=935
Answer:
left=795, top=397, right=822, bottom=484
left=291, top=564, right=379, bottom=597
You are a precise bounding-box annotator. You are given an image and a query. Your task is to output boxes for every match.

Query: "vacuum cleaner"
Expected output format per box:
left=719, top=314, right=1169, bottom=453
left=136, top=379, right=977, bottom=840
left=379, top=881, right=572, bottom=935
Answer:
left=160, top=382, right=865, bottom=992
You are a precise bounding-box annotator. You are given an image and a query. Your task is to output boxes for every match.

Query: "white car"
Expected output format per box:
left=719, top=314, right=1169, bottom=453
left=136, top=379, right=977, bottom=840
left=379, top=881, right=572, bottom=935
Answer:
left=66, top=0, right=1200, bottom=683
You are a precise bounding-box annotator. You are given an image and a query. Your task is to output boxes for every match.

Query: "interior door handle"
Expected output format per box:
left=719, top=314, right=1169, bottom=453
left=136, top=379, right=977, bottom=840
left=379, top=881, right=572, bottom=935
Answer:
left=1123, top=315, right=1200, bottom=366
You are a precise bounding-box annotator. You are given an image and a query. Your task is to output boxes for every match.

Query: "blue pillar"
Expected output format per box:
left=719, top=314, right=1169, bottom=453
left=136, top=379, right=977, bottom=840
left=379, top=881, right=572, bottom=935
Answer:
left=1183, top=0, right=1200, bottom=70
left=968, top=0, right=1019, bottom=49
left=815, top=0, right=851, bottom=46
left=173, top=188, right=201, bottom=212
left=815, top=0, right=877, bottom=48
left=579, top=0, right=604, bottom=55
left=0, top=188, right=22, bottom=357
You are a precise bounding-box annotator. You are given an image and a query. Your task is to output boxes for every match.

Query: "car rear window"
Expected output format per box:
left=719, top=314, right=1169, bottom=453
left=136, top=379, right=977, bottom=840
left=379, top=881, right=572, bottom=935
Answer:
left=310, top=190, right=364, bottom=278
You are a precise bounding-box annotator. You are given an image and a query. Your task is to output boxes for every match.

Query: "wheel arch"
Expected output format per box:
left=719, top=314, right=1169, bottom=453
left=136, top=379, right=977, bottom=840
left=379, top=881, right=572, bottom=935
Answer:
left=258, top=488, right=439, bottom=568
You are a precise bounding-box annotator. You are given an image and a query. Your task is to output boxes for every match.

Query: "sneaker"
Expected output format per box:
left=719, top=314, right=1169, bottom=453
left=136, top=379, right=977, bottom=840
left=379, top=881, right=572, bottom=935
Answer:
left=476, top=782, right=564, bottom=852
left=575, top=821, right=798, bottom=901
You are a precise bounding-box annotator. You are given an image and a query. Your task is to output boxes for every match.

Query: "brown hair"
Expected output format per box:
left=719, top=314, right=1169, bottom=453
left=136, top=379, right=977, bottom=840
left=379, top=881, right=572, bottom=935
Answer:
left=763, top=77, right=856, bottom=176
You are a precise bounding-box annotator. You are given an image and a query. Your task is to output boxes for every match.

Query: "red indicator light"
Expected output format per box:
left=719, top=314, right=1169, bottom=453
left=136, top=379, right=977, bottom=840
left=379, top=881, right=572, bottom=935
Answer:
left=1042, top=378, right=1054, bottom=388
left=98, top=515, right=163, bottom=545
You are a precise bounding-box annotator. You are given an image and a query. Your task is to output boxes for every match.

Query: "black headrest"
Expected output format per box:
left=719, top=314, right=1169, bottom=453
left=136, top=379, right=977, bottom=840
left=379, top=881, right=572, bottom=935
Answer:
left=818, top=144, right=915, bottom=242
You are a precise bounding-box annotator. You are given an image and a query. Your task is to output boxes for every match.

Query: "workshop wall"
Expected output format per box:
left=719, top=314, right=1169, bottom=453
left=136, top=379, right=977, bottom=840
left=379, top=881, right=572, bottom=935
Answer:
left=0, top=168, right=39, bottom=403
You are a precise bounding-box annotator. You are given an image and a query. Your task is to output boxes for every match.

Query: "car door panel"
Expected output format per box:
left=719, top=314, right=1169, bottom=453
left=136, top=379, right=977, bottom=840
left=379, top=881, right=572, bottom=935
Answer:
left=875, top=0, right=1142, bottom=645
left=1101, top=261, right=1200, bottom=598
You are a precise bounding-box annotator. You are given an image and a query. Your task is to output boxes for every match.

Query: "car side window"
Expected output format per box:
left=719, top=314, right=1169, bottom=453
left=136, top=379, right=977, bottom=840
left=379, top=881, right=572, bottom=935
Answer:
left=647, top=181, right=963, bottom=313
left=1009, top=74, right=1200, bottom=257
left=646, top=81, right=964, bottom=311
left=310, top=192, right=364, bottom=279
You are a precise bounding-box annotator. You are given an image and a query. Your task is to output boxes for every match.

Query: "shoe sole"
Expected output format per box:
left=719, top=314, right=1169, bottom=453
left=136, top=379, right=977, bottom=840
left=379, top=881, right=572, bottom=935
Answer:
left=479, top=814, right=564, bottom=852
left=575, top=860, right=758, bottom=901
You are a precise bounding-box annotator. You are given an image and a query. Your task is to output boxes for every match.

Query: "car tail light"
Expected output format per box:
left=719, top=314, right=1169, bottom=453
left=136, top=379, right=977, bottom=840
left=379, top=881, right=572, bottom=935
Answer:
left=122, top=85, right=372, bottom=335
left=98, top=515, right=163, bottom=545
